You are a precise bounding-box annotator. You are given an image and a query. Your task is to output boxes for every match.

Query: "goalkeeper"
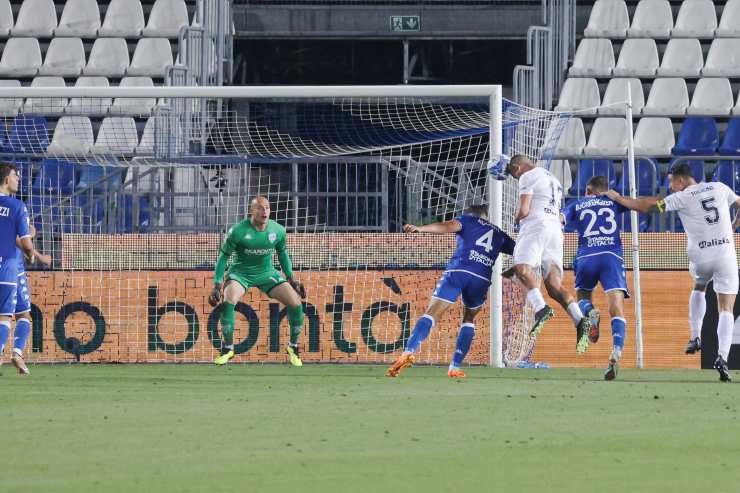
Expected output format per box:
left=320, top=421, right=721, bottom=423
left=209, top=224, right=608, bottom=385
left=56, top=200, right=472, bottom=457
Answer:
left=209, top=196, right=306, bottom=366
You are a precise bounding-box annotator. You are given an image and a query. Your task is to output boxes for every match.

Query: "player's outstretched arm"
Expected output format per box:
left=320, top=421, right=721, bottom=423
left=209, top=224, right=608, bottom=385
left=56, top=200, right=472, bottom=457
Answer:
left=603, top=190, right=662, bottom=214
left=403, top=220, right=462, bottom=234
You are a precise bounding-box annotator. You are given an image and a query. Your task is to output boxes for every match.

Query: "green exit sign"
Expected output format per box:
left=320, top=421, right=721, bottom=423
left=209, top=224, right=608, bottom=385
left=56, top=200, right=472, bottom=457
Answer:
left=390, top=15, right=421, bottom=32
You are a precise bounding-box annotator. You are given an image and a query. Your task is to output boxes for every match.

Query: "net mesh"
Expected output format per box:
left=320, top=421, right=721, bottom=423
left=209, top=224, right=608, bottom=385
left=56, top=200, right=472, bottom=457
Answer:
left=0, top=92, right=568, bottom=365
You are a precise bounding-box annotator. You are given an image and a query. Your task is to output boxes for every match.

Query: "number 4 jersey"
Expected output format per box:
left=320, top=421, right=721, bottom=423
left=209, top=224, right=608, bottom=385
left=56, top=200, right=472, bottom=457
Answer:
left=444, top=214, right=516, bottom=282
left=562, top=196, right=627, bottom=261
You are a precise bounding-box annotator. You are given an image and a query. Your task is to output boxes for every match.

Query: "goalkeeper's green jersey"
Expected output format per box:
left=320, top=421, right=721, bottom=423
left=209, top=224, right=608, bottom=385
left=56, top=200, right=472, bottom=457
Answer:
left=213, top=219, right=292, bottom=285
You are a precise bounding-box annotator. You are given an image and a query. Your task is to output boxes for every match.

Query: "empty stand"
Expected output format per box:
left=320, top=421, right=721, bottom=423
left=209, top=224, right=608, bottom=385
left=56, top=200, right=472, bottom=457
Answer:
left=39, top=37, right=86, bottom=77
left=570, top=159, right=617, bottom=196
left=135, top=117, right=156, bottom=155
left=83, top=38, right=129, bottom=77
left=719, top=117, right=740, bottom=155
left=617, top=159, right=657, bottom=195
left=110, top=76, right=157, bottom=115
left=657, top=38, right=703, bottom=77
left=554, top=117, right=586, bottom=157
left=127, top=38, right=174, bottom=77
left=66, top=76, right=112, bottom=116
left=46, top=116, right=94, bottom=155
left=11, top=0, right=57, bottom=37
left=712, top=160, right=740, bottom=192
left=673, top=117, right=719, bottom=155
left=584, top=118, right=629, bottom=156
left=672, top=0, right=716, bottom=38
left=598, top=78, right=644, bottom=116
left=568, top=39, right=614, bottom=77
left=687, top=78, right=733, bottom=116
left=143, top=0, right=189, bottom=38
left=642, top=78, right=689, bottom=116
left=7, top=116, right=49, bottom=153
left=23, top=76, right=67, bottom=116
left=613, top=38, right=659, bottom=77
left=584, top=0, right=629, bottom=38
left=633, top=117, right=675, bottom=157
left=0, top=80, right=22, bottom=117
left=93, top=117, right=138, bottom=155
left=55, top=0, right=101, bottom=37
left=99, top=0, right=145, bottom=37
left=0, top=38, right=42, bottom=77
left=702, top=39, right=740, bottom=76
left=628, top=0, right=673, bottom=38
left=0, top=0, right=13, bottom=37
left=554, top=78, right=600, bottom=114
left=716, top=0, right=740, bottom=37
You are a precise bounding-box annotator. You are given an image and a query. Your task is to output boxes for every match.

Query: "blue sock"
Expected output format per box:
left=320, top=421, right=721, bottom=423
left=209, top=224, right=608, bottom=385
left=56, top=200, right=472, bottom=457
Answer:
left=405, top=315, right=435, bottom=353
left=611, top=317, right=626, bottom=350
left=578, top=299, right=594, bottom=316
left=13, top=318, right=31, bottom=353
left=0, top=321, right=9, bottom=354
left=451, top=323, right=475, bottom=369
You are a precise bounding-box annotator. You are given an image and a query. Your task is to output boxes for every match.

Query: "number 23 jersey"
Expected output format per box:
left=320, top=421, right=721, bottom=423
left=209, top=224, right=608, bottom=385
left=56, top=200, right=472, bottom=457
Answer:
left=444, top=214, right=516, bottom=281
left=562, top=197, right=627, bottom=260
left=661, top=182, right=738, bottom=262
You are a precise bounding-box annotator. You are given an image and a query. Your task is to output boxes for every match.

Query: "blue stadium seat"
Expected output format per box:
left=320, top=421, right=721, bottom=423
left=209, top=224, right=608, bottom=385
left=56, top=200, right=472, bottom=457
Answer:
left=711, top=160, right=740, bottom=193
left=0, top=120, right=8, bottom=152
left=562, top=197, right=579, bottom=233
left=569, top=159, right=617, bottom=196
left=672, top=117, right=719, bottom=156
left=32, top=159, right=76, bottom=194
left=117, top=195, right=150, bottom=233
left=77, top=165, right=125, bottom=192
left=14, top=159, right=34, bottom=194
left=7, top=116, right=49, bottom=153
left=617, top=159, right=657, bottom=196
left=668, top=159, right=705, bottom=182
left=719, top=117, right=740, bottom=156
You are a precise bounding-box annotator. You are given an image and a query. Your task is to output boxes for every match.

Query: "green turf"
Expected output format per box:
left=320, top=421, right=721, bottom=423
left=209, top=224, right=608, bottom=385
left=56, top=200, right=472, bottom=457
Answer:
left=1, top=365, right=739, bottom=493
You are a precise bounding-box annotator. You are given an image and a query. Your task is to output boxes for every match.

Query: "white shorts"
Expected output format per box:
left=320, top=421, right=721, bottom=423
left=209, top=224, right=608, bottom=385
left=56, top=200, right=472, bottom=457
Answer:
left=513, top=223, right=564, bottom=275
left=689, top=255, right=739, bottom=294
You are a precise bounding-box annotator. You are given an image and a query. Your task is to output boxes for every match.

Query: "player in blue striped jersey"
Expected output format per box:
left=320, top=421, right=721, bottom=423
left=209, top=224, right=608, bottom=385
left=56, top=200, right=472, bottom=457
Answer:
left=386, top=205, right=515, bottom=378
left=0, top=162, right=36, bottom=374
left=561, top=176, right=629, bottom=380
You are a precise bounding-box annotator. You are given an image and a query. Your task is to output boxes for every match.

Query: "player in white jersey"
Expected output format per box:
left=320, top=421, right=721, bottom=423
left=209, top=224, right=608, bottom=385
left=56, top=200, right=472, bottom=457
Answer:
left=503, top=155, right=593, bottom=354
left=605, top=163, right=740, bottom=381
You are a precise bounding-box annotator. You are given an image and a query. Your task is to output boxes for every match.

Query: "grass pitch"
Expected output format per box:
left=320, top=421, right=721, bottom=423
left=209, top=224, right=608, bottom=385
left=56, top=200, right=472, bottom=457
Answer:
left=1, top=364, right=739, bottom=493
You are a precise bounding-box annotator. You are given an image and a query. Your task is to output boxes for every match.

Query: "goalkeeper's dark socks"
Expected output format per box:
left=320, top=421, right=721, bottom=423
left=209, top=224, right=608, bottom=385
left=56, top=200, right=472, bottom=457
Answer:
left=405, top=314, right=435, bottom=353
left=221, top=344, right=234, bottom=355
left=611, top=317, right=625, bottom=350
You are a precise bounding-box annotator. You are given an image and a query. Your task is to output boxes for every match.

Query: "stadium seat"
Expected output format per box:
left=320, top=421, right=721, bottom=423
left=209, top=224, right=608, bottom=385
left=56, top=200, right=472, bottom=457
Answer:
left=143, top=0, right=189, bottom=38
left=99, top=0, right=145, bottom=37
left=672, top=117, right=719, bottom=155
left=548, top=159, right=573, bottom=192
left=628, top=0, right=673, bottom=38
left=127, top=38, right=174, bottom=77
left=612, top=39, right=659, bottom=77
left=55, top=0, right=100, bottom=37
left=110, top=76, right=156, bottom=115
left=116, top=195, right=150, bottom=233
left=0, top=120, right=7, bottom=151
left=716, top=0, right=740, bottom=37
left=598, top=78, right=644, bottom=116
left=642, top=78, right=689, bottom=116
left=38, top=37, right=86, bottom=77
left=568, top=39, right=614, bottom=77
left=618, top=211, right=651, bottom=232
left=584, top=0, right=629, bottom=38
left=135, top=117, right=157, bottom=155
left=687, top=78, right=733, bottom=116
left=656, top=39, right=703, bottom=77
left=22, top=77, right=67, bottom=116
left=712, top=160, right=740, bottom=193
left=702, top=39, right=740, bottom=77
left=0, top=38, right=42, bottom=77
left=668, top=159, right=705, bottom=182
left=0, top=80, right=23, bottom=117
left=719, top=118, right=740, bottom=156
left=32, top=158, right=76, bottom=193
left=0, top=0, right=13, bottom=37
left=46, top=116, right=94, bottom=156
left=553, top=117, right=586, bottom=157
left=93, top=117, right=138, bottom=155
left=584, top=118, right=629, bottom=156
left=7, top=116, right=49, bottom=153
left=569, top=159, right=617, bottom=196
left=10, top=0, right=57, bottom=37
left=554, top=78, right=600, bottom=114
left=633, top=117, right=675, bottom=158
left=83, top=38, right=129, bottom=77
left=66, top=76, right=112, bottom=116
left=617, top=159, right=657, bottom=196
left=672, top=0, right=716, bottom=38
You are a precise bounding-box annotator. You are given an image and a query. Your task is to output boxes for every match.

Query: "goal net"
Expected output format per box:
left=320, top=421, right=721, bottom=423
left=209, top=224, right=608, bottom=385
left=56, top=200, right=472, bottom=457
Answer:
left=0, top=86, right=569, bottom=365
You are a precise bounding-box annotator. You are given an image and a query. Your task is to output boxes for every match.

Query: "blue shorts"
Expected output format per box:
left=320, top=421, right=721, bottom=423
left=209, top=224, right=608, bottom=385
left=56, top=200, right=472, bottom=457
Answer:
left=0, top=261, right=18, bottom=317
left=432, top=270, right=490, bottom=309
left=15, top=271, right=30, bottom=314
left=574, top=253, right=629, bottom=297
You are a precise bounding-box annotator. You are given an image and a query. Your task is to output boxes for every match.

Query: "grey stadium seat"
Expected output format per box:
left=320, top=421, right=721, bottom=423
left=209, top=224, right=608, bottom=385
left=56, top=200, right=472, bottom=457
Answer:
left=598, top=78, right=645, bottom=116
left=656, top=39, right=703, bottom=77
left=93, top=117, right=139, bottom=155
left=83, top=38, right=129, bottom=77
left=702, top=39, right=740, bottom=77
left=584, top=0, right=629, bottom=38
left=633, top=117, right=675, bottom=157
left=0, top=0, right=13, bottom=37
left=10, top=0, right=57, bottom=37
left=553, top=117, right=586, bottom=157
left=110, top=76, right=157, bottom=116
left=0, top=80, right=23, bottom=117
left=135, top=117, right=157, bottom=155
left=687, top=78, right=734, bottom=116
left=143, top=0, right=189, bottom=38
left=671, top=0, right=716, bottom=38
left=46, top=116, right=94, bottom=156
left=642, top=78, right=689, bottom=116
left=99, top=0, right=145, bottom=37
left=55, top=0, right=101, bottom=38
left=584, top=118, right=629, bottom=156
left=0, top=38, right=42, bottom=77
left=66, top=76, right=112, bottom=116
left=628, top=0, right=673, bottom=38
left=554, top=78, right=600, bottom=114
left=568, top=39, right=614, bottom=77
left=716, top=0, right=740, bottom=37
left=38, top=37, right=86, bottom=77
left=23, top=76, right=67, bottom=116
left=612, top=38, right=659, bottom=77
left=127, top=38, right=174, bottom=77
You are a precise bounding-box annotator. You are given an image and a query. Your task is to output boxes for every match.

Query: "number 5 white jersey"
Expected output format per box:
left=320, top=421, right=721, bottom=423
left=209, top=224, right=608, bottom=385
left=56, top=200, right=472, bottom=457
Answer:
left=517, top=167, right=563, bottom=231
left=662, top=182, right=739, bottom=262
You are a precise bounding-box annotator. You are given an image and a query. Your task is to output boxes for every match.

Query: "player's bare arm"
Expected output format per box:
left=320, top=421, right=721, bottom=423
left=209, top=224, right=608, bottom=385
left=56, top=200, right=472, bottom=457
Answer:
left=514, top=194, right=532, bottom=223
left=403, top=220, right=462, bottom=234
left=603, top=190, right=663, bottom=214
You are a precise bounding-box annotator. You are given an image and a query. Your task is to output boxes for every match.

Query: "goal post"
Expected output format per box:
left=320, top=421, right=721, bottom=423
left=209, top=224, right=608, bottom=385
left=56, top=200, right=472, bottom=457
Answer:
left=0, top=84, right=576, bottom=366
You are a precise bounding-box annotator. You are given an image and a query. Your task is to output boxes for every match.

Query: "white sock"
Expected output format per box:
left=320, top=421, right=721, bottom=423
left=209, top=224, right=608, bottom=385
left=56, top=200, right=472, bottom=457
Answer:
left=526, top=288, right=546, bottom=312
left=717, top=311, right=734, bottom=360
left=567, top=302, right=584, bottom=326
left=689, top=290, right=706, bottom=340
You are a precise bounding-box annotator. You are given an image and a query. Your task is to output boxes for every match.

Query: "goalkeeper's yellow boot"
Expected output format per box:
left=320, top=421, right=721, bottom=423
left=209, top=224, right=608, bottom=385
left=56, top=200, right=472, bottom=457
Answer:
left=214, top=349, right=235, bottom=365
left=286, top=344, right=303, bottom=367
left=385, top=353, right=415, bottom=377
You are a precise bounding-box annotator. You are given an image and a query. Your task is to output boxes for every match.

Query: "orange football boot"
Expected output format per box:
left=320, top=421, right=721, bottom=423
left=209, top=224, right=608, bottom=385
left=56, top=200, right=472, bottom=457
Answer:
left=447, top=368, right=466, bottom=378
left=385, top=353, right=415, bottom=377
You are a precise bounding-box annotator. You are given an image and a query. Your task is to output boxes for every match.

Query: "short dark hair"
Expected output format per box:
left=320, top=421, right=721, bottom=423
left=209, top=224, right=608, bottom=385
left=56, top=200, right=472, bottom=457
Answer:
left=669, top=163, right=693, bottom=179
left=586, top=175, right=609, bottom=193
left=466, top=205, right=488, bottom=218
left=0, top=162, right=16, bottom=185
left=506, top=154, right=531, bottom=174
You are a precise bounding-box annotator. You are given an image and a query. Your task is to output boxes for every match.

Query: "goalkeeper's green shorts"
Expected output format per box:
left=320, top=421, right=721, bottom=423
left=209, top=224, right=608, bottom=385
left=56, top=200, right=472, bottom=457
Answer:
left=226, top=268, right=287, bottom=295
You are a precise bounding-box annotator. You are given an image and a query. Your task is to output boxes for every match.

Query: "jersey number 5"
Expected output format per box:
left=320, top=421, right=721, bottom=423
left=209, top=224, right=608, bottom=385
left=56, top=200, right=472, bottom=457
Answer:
left=475, top=229, right=495, bottom=253
left=701, top=198, right=719, bottom=225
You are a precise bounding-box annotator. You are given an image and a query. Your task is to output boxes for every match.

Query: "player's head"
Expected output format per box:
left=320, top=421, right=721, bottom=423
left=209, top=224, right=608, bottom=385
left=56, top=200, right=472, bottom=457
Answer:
left=0, top=162, right=19, bottom=194
left=585, top=175, right=609, bottom=196
left=466, top=204, right=488, bottom=220
left=506, top=154, right=534, bottom=179
left=668, top=163, right=696, bottom=193
left=249, top=196, right=271, bottom=226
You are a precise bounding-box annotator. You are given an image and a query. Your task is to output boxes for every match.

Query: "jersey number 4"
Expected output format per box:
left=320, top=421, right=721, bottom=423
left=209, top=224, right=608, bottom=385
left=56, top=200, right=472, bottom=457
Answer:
left=580, top=208, right=617, bottom=236
left=475, top=229, right=496, bottom=253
